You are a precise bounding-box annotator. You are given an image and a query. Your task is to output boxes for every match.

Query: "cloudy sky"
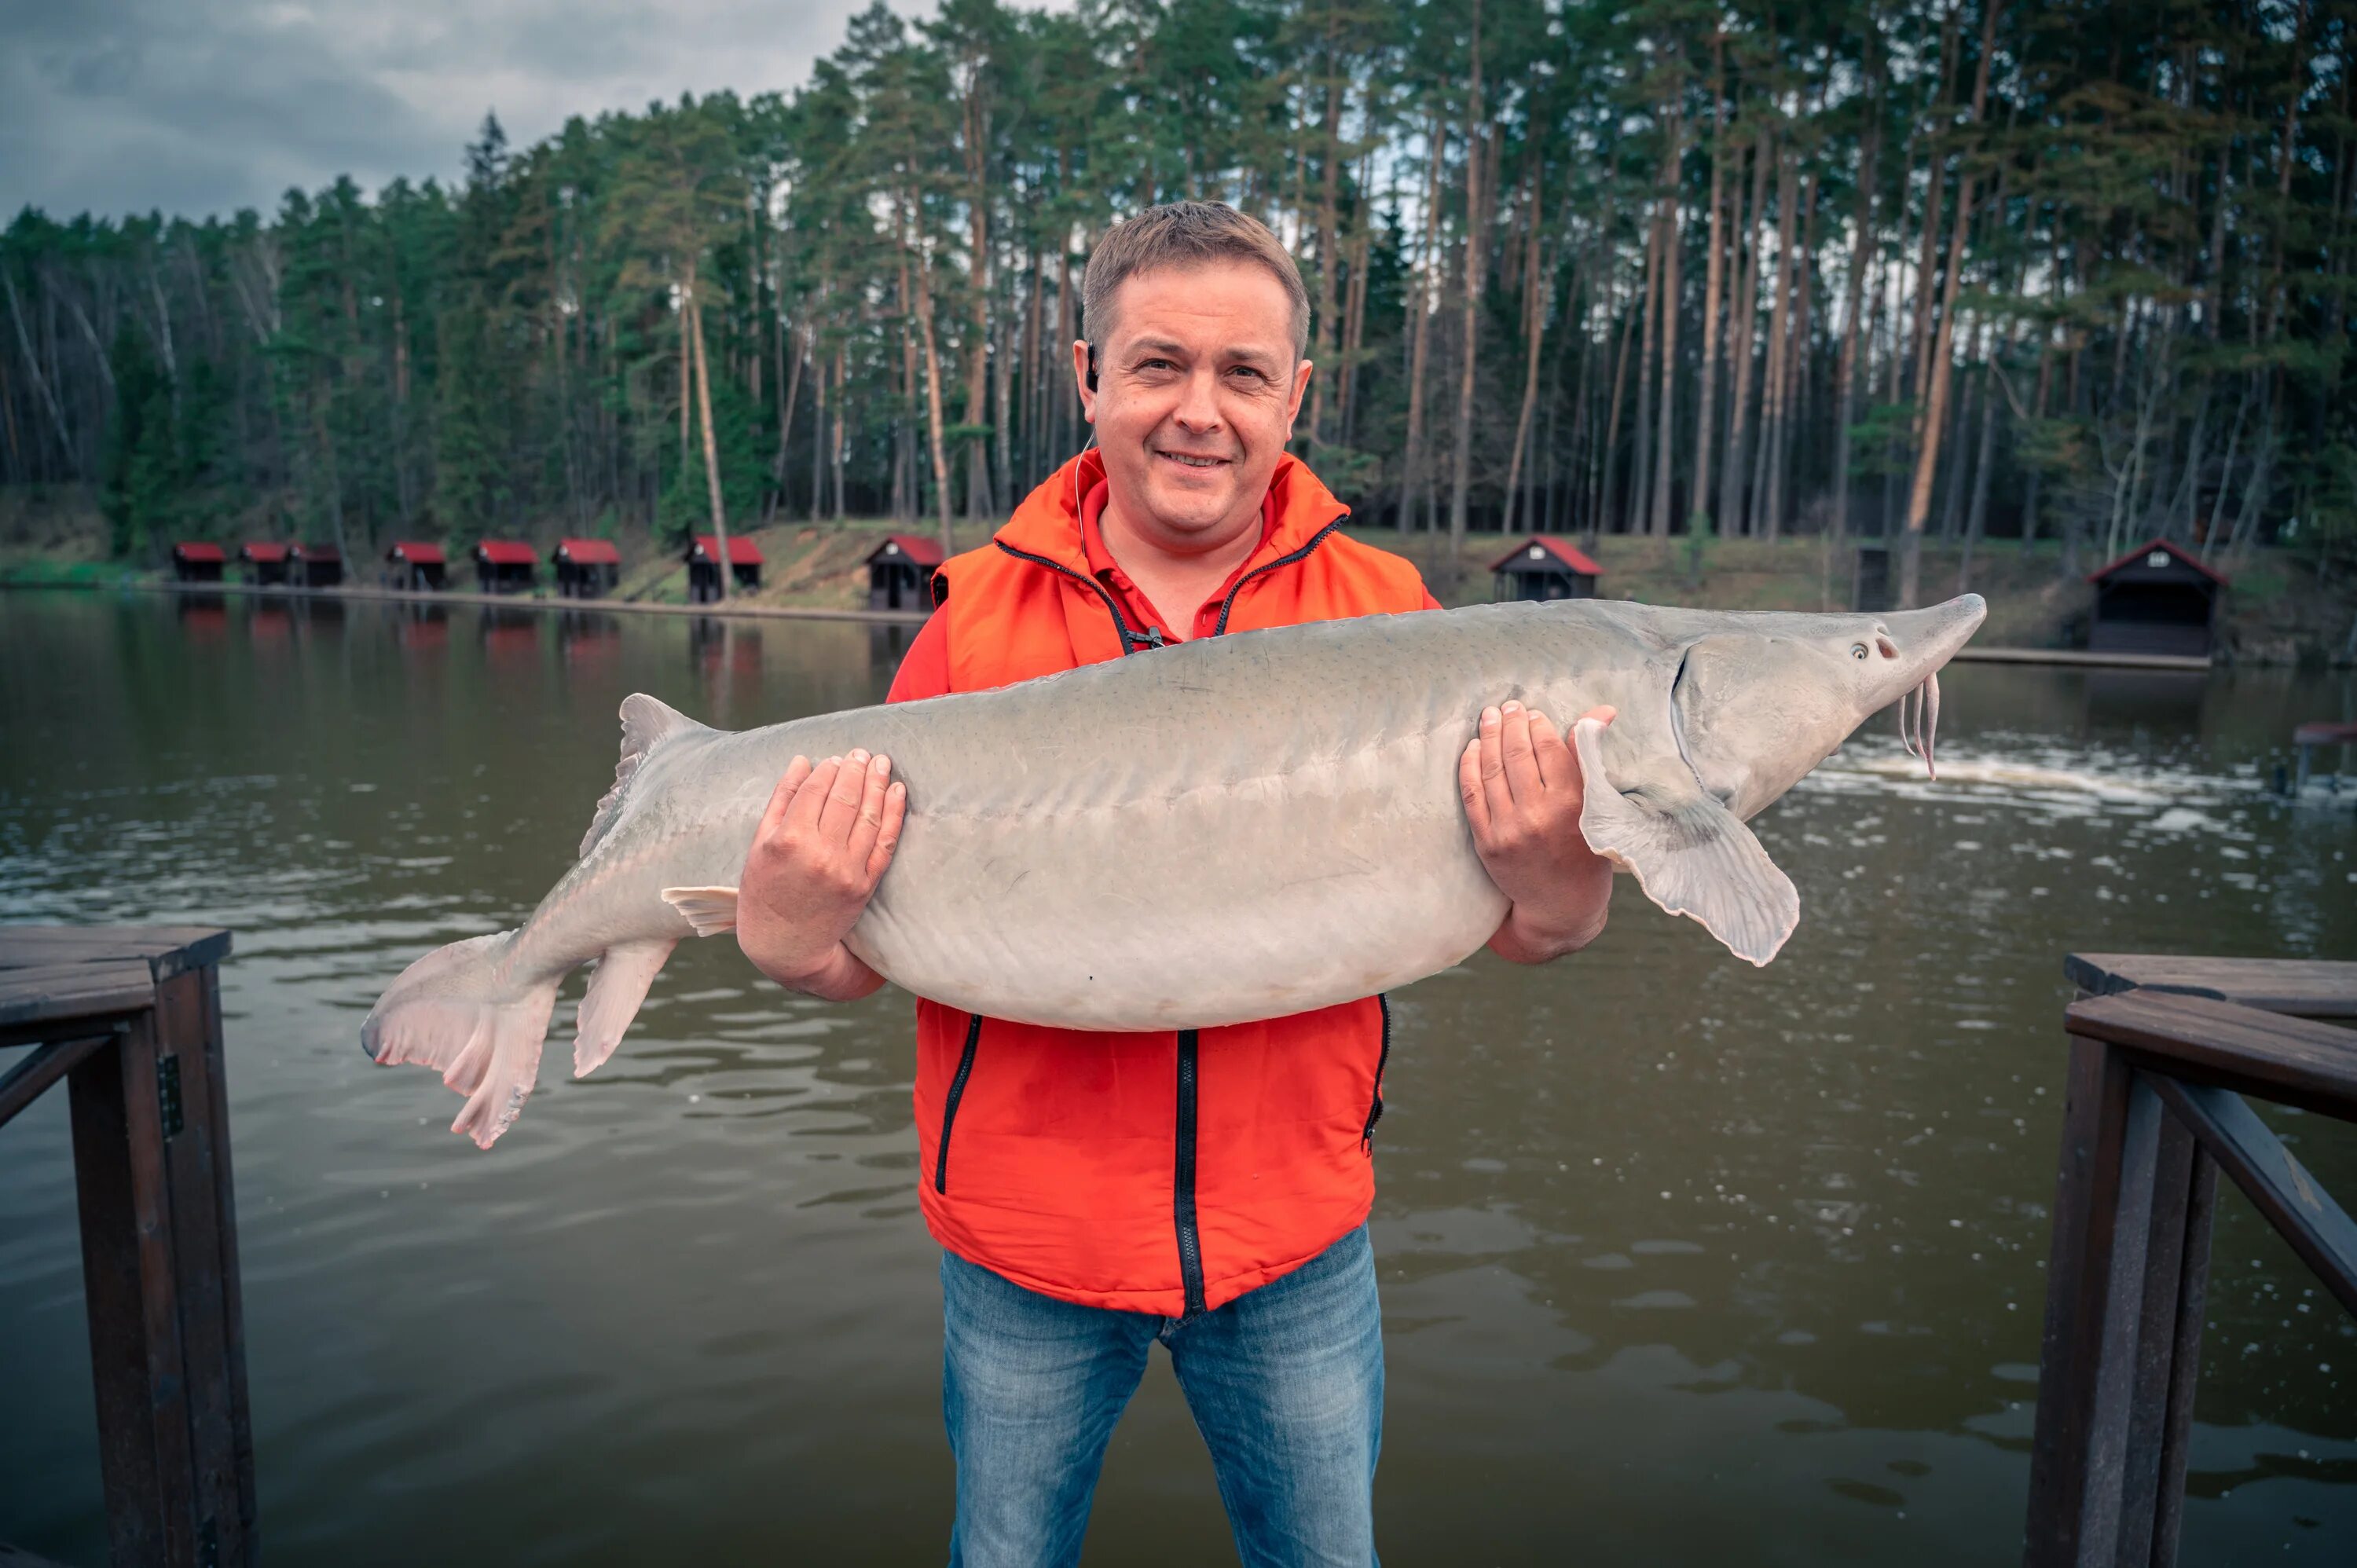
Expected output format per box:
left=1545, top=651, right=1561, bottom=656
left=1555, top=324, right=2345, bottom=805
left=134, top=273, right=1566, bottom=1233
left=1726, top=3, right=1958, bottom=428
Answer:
left=1, top=0, right=943, bottom=222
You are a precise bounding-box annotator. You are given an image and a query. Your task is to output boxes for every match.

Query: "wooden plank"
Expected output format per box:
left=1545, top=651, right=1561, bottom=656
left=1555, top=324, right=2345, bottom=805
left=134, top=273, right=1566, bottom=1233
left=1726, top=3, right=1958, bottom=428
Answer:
left=156, top=967, right=254, bottom=1565
left=0, top=962, right=157, bottom=1033
left=2149, top=1149, right=2217, bottom=1568
left=0, top=927, right=233, bottom=981
left=2113, top=1113, right=2200, bottom=1568
left=2073, top=1072, right=2165, bottom=1566
left=2151, top=1077, right=2357, bottom=1320
left=68, top=1029, right=171, bottom=1567
left=0, top=1032, right=112, bottom=1130
left=199, top=965, right=259, bottom=1559
left=2025, top=1037, right=2140, bottom=1568
left=2064, top=992, right=2357, bottom=1122
left=2064, top=954, right=2357, bottom=1020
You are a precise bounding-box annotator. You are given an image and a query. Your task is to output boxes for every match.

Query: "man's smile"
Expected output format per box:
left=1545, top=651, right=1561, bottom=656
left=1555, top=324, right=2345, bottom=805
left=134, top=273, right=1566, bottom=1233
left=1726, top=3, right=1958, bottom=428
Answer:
left=1156, top=448, right=1233, bottom=471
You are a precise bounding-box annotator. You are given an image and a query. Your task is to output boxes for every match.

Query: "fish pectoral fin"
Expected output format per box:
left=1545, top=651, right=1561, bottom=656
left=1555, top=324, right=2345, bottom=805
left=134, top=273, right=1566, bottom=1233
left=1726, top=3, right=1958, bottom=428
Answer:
left=661, top=885, right=741, bottom=938
left=574, top=938, right=677, bottom=1078
left=1571, top=716, right=1799, bottom=967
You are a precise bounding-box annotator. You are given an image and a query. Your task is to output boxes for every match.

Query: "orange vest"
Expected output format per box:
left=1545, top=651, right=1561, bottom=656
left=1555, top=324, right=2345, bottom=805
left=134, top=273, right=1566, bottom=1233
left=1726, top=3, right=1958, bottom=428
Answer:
left=911, top=451, right=1431, bottom=1315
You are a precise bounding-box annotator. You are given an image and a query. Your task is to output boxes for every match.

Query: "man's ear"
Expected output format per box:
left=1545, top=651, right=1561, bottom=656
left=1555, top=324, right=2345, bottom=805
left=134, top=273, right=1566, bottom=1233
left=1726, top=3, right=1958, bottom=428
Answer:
left=1071, top=339, right=1096, bottom=425
left=1288, top=358, right=1313, bottom=423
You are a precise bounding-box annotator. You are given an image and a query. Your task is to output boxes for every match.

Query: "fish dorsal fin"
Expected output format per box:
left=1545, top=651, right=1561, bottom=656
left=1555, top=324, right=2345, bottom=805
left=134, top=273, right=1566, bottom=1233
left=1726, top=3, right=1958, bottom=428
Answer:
left=581, top=694, right=708, bottom=858
left=1571, top=716, right=1799, bottom=967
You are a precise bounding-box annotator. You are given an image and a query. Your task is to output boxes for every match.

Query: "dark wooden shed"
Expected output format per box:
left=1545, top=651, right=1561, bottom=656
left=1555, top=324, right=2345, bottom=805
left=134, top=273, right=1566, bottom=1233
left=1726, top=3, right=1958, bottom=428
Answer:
left=1490, top=537, right=1603, bottom=602
left=686, top=534, right=763, bottom=603
left=552, top=538, right=621, bottom=599
left=386, top=540, right=447, bottom=591
left=2085, top=540, right=2227, bottom=658
left=866, top=533, right=945, bottom=612
left=289, top=542, right=343, bottom=588
left=474, top=540, right=538, bottom=595
left=237, top=541, right=291, bottom=587
left=171, top=541, right=225, bottom=583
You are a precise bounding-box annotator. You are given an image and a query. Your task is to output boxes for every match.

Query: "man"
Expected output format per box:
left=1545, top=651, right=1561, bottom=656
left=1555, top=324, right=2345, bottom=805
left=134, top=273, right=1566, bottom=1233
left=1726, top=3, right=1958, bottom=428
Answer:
left=734, top=202, right=1615, bottom=1566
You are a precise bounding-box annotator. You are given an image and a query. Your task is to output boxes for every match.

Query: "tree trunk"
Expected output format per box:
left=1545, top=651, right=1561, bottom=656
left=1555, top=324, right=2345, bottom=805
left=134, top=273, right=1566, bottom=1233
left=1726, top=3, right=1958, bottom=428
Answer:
left=1630, top=203, right=1662, bottom=534
left=1307, top=61, right=1346, bottom=449
left=687, top=275, right=732, bottom=603
left=1446, top=0, right=1487, bottom=574
left=1691, top=45, right=1728, bottom=534
left=1720, top=130, right=1771, bottom=536
left=1832, top=54, right=1882, bottom=543
left=1651, top=107, right=1685, bottom=538
left=912, top=226, right=959, bottom=556
left=1399, top=109, right=1445, bottom=531
left=1502, top=158, right=1546, bottom=534
left=1898, top=0, right=1999, bottom=608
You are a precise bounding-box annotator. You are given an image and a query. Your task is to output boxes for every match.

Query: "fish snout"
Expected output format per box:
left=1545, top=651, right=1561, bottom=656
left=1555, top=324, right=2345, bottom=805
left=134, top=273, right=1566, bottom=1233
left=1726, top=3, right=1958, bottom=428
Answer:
left=1877, top=594, right=1985, bottom=681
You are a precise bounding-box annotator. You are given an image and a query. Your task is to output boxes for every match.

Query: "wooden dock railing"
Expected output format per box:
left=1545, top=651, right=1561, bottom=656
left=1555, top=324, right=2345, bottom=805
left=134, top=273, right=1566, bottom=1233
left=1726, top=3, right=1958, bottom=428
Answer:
left=0, top=927, right=254, bottom=1568
left=2025, top=954, right=2357, bottom=1567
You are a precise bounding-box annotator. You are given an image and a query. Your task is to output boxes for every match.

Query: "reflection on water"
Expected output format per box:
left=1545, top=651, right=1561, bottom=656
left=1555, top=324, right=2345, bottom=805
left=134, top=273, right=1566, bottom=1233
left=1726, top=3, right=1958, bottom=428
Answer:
left=2, top=592, right=2352, bottom=1566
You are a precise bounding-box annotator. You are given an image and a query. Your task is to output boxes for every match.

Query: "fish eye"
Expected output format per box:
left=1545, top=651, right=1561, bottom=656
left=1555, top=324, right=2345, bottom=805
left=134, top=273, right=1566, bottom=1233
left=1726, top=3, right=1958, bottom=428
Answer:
left=1849, top=643, right=1868, bottom=661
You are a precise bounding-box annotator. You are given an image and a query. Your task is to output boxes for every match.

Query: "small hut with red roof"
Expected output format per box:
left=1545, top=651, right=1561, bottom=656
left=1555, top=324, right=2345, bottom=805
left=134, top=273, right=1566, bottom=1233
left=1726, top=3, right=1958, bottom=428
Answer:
left=238, top=540, right=292, bottom=587
left=290, top=541, right=343, bottom=588
left=170, top=541, right=225, bottom=584
left=473, top=540, right=537, bottom=595
left=552, top=537, right=621, bottom=599
left=865, top=533, right=944, bottom=612
left=2084, top=539, right=2227, bottom=658
left=685, top=534, right=762, bottom=603
left=1489, top=537, right=1603, bottom=603
left=386, top=541, right=447, bottom=591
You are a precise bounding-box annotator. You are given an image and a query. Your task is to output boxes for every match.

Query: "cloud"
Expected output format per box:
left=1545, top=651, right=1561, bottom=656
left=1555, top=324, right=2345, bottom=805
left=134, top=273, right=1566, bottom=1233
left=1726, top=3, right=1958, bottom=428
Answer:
left=0, top=0, right=910, bottom=221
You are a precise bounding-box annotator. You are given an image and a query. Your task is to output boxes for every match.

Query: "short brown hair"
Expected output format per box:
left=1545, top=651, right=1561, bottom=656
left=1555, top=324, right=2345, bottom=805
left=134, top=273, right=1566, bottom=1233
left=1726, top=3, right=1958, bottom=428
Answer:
left=1081, top=201, right=1310, bottom=359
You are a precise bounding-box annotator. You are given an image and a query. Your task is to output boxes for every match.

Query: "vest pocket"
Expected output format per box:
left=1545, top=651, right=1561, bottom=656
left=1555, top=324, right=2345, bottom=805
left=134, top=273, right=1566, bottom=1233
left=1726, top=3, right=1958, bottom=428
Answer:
left=1360, top=995, right=1393, bottom=1152
left=934, top=1013, right=984, bottom=1194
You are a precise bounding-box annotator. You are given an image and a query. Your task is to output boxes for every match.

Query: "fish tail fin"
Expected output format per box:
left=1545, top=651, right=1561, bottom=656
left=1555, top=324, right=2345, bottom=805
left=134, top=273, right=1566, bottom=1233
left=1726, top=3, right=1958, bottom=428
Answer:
left=573, top=938, right=678, bottom=1079
left=361, top=930, right=562, bottom=1149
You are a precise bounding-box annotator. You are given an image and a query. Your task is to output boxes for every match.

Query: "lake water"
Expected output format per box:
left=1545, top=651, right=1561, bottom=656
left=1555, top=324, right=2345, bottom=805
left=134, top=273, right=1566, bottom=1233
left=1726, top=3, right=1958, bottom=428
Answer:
left=2, top=588, right=2353, bottom=1566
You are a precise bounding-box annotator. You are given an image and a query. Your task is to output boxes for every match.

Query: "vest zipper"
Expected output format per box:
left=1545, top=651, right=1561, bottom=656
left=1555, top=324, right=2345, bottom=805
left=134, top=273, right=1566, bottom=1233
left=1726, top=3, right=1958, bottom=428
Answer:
left=1211, top=515, right=1347, bottom=634
left=998, top=511, right=1347, bottom=1317
left=991, top=540, right=1164, bottom=654
left=934, top=1013, right=984, bottom=1194
left=1174, top=1028, right=1206, bottom=1317
left=1362, top=995, right=1393, bottom=1152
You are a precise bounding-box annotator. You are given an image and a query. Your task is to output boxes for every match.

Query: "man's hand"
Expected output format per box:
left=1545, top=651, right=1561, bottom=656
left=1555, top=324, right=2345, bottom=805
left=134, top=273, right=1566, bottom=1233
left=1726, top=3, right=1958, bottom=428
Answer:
left=736, top=749, right=907, bottom=1000
left=1459, top=701, right=1618, bottom=964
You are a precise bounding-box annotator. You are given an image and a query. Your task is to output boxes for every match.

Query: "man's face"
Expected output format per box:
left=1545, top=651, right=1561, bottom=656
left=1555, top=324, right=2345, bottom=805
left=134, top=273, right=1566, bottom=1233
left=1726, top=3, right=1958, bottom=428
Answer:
left=1076, top=261, right=1311, bottom=551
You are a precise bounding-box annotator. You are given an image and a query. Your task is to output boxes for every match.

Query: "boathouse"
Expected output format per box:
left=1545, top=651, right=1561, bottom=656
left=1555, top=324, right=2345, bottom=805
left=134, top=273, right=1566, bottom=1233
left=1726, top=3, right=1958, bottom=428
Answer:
left=2085, top=539, right=2227, bottom=659
left=552, top=538, right=621, bottom=599
left=686, top=535, right=762, bottom=603
left=386, top=541, right=447, bottom=591
left=474, top=540, right=538, bottom=595
left=290, top=542, right=343, bottom=588
left=238, top=541, right=291, bottom=587
left=170, top=541, right=225, bottom=583
left=1490, top=537, right=1602, bottom=602
left=865, top=533, right=944, bottom=612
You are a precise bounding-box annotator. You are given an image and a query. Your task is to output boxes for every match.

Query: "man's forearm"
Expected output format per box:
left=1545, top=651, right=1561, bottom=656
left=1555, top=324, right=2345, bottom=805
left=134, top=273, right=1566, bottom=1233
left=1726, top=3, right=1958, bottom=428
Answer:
left=1486, top=868, right=1613, bottom=964
left=750, top=940, right=889, bottom=1002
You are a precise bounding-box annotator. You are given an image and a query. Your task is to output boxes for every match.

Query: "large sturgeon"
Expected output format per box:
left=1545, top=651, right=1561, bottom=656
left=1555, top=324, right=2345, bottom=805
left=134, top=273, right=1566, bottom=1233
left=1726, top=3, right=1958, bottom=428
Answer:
left=365, top=593, right=1986, bottom=1146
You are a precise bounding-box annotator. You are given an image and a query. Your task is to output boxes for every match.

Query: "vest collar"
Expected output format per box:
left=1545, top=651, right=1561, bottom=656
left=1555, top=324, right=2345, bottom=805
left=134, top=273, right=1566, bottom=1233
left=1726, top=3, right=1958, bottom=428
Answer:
left=995, top=450, right=1349, bottom=578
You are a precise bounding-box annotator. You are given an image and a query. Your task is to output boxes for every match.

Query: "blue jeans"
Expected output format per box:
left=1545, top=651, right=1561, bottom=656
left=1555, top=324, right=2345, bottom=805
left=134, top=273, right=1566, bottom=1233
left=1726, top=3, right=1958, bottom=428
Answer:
left=941, top=1225, right=1384, bottom=1568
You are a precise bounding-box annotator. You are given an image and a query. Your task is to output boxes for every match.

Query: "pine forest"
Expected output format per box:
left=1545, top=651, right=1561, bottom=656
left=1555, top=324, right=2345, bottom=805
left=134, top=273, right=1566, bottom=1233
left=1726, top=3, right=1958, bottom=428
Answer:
left=6, top=0, right=2357, bottom=608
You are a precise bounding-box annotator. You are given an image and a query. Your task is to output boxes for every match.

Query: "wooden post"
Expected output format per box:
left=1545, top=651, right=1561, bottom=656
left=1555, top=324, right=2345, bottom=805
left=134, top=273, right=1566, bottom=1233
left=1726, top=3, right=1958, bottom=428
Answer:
left=2, top=926, right=253, bottom=1566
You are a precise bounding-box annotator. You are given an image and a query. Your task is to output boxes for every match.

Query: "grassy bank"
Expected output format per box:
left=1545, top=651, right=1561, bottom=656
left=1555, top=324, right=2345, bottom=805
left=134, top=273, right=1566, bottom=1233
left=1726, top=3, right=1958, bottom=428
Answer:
left=6, top=486, right=2349, bottom=664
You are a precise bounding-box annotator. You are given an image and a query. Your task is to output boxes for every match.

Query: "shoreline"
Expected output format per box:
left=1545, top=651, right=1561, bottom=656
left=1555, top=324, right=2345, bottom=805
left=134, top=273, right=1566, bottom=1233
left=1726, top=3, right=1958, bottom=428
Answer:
left=3, top=575, right=2227, bottom=668
left=2, top=573, right=934, bottom=626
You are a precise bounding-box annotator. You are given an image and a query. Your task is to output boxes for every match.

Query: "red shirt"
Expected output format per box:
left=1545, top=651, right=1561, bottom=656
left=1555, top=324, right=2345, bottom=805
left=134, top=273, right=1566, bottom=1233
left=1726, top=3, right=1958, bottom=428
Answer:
left=887, top=480, right=1439, bottom=700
